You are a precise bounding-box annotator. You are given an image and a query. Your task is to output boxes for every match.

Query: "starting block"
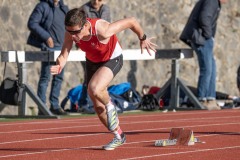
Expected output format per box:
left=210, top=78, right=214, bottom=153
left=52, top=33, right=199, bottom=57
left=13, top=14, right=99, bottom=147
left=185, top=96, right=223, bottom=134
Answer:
left=155, top=128, right=204, bottom=147
left=177, top=129, right=195, bottom=145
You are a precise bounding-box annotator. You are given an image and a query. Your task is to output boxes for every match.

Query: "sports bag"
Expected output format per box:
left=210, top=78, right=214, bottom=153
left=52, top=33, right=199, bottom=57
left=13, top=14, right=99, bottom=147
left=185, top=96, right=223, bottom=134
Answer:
left=138, top=94, right=159, bottom=111
left=0, top=78, right=19, bottom=105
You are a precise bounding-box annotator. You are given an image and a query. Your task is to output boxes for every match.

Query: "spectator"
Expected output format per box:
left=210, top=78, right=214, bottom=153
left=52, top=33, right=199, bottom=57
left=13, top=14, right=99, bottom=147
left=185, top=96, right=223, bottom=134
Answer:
left=27, top=0, right=69, bottom=115
left=237, top=65, right=240, bottom=94
left=80, top=0, right=111, bottom=22
left=50, top=8, right=157, bottom=150
left=180, top=0, right=228, bottom=110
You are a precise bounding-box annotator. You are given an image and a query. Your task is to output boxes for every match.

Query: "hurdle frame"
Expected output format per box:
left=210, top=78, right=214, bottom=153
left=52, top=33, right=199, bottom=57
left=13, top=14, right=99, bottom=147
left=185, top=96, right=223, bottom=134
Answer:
left=0, top=48, right=204, bottom=118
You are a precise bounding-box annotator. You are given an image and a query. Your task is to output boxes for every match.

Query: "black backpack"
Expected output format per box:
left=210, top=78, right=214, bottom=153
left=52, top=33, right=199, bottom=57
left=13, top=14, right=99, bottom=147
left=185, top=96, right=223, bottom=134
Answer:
left=138, top=94, right=159, bottom=111
left=0, top=77, right=19, bottom=105
left=0, top=62, right=20, bottom=106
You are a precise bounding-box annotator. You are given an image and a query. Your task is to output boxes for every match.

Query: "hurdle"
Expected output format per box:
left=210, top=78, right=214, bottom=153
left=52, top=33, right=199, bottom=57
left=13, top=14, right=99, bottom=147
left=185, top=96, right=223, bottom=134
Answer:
left=0, top=48, right=203, bottom=118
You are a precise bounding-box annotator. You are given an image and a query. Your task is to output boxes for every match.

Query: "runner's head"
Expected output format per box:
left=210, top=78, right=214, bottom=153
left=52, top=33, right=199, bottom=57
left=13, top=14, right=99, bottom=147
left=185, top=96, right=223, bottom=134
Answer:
left=64, top=8, right=87, bottom=39
left=65, top=8, right=87, bottom=27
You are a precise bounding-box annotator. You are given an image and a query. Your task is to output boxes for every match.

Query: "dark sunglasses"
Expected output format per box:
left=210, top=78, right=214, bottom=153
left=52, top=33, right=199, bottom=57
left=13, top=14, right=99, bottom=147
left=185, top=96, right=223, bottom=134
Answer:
left=66, top=27, right=83, bottom=35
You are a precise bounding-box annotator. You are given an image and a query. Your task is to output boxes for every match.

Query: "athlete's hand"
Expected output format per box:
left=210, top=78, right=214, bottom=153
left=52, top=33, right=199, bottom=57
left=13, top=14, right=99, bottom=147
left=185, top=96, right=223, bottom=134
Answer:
left=50, top=55, right=66, bottom=75
left=50, top=65, right=62, bottom=75
left=140, top=37, right=157, bottom=56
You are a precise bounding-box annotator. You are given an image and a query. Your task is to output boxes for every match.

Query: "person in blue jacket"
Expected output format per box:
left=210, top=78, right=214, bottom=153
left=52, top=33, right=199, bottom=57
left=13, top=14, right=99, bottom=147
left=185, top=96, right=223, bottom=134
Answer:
left=27, top=0, right=69, bottom=115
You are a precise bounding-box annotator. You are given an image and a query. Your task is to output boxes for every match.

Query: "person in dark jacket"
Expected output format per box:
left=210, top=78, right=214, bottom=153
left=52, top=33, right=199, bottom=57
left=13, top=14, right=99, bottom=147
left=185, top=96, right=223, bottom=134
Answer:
left=27, top=0, right=69, bottom=115
left=80, top=0, right=111, bottom=22
left=180, top=0, right=228, bottom=110
left=237, top=65, right=240, bottom=94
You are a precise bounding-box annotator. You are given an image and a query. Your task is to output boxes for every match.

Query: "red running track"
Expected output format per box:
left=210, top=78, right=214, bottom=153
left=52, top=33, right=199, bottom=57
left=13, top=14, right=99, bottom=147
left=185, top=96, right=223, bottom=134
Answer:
left=0, top=109, right=239, bottom=160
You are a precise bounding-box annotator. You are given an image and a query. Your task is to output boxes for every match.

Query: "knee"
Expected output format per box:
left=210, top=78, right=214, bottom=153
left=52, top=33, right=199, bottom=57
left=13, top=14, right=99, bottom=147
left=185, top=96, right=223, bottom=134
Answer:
left=87, top=84, right=101, bottom=98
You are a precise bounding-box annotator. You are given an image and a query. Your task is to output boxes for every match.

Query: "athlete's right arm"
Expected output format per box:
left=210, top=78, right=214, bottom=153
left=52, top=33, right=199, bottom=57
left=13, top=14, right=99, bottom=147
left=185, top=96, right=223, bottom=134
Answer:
left=50, top=32, right=73, bottom=75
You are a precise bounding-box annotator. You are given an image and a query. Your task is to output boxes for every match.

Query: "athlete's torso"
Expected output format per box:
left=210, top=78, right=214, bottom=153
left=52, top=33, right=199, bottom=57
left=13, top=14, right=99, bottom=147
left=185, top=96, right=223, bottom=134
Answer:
left=75, top=18, right=122, bottom=62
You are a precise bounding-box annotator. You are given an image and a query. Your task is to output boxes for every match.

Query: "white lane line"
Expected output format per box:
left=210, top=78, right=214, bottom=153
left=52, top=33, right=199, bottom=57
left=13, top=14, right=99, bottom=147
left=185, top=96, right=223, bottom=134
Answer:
left=0, top=124, right=102, bottom=134
left=0, top=145, right=101, bottom=159
left=0, top=117, right=100, bottom=126
left=118, top=146, right=240, bottom=160
left=0, top=136, right=239, bottom=159
left=0, top=115, right=240, bottom=134
left=0, top=110, right=237, bottom=126
left=0, top=132, right=106, bottom=145
left=0, top=122, right=239, bottom=145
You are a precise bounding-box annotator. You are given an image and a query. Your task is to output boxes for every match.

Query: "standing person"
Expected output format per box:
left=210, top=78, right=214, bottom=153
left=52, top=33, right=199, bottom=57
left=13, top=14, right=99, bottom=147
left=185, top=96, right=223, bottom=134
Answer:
left=27, top=0, right=69, bottom=115
left=50, top=8, right=156, bottom=150
left=180, top=0, right=228, bottom=110
left=237, top=65, right=240, bottom=94
left=81, top=0, right=111, bottom=22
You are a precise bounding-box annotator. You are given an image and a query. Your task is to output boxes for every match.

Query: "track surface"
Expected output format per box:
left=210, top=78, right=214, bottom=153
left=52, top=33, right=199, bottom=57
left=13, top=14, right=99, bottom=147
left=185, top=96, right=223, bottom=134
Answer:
left=0, top=109, right=239, bottom=160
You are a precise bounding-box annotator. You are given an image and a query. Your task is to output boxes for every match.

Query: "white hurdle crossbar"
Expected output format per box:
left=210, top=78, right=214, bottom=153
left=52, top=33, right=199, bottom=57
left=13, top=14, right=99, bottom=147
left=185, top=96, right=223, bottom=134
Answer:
left=0, top=48, right=203, bottom=118
left=1, top=49, right=191, bottom=63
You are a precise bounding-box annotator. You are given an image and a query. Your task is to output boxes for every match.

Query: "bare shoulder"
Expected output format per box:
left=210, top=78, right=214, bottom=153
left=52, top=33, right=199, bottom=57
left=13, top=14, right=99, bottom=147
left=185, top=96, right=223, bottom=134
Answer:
left=95, top=19, right=110, bottom=34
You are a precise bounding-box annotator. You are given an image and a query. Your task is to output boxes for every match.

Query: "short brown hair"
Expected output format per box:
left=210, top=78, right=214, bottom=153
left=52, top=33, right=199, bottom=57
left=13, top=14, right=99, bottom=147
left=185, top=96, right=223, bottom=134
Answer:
left=65, top=8, right=87, bottom=27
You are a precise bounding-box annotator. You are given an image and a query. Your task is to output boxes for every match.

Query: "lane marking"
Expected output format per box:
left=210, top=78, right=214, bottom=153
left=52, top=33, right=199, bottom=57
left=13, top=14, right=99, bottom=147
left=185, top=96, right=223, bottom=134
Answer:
left=0, top=122, right=239, bottom=145
left=0, top=110, right=239, bottom=159
left=118, top=146, right=240, bottom=160
left=0, top=110, right=237, bottom=126
left=0, top=115, right=240, bottom=134
left=0, top=137, right=239, bottom=159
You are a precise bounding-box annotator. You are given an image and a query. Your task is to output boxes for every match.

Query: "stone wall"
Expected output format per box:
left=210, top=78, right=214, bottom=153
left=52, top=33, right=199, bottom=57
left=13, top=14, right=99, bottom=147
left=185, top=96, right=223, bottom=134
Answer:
left=0, top=0, right=240, bottom=115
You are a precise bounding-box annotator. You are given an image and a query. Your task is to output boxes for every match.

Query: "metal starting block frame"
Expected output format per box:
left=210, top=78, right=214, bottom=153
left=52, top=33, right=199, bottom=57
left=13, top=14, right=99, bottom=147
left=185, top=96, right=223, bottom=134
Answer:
left=155, top=128, right=204, bottom=147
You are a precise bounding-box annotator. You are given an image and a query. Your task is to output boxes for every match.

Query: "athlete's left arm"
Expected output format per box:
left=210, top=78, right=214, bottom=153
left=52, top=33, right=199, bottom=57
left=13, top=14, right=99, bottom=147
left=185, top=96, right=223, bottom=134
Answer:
left=97, top=17, right=144, bottom=40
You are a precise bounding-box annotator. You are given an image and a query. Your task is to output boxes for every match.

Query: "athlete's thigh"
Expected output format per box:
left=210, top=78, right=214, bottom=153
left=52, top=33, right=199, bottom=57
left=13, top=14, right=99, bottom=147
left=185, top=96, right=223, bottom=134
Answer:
left=89, top=66, right=114, bottom=90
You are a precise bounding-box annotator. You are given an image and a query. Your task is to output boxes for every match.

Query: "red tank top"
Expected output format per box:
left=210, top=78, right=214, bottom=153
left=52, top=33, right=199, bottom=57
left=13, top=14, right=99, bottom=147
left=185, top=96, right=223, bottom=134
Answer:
left=75, top=18, right=121, bottom=63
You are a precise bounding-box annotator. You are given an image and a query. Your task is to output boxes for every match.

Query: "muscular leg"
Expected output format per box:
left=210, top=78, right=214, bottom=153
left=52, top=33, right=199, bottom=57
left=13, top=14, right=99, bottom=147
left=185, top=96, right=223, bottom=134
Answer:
left=87, top=66, right=119, bottom=131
